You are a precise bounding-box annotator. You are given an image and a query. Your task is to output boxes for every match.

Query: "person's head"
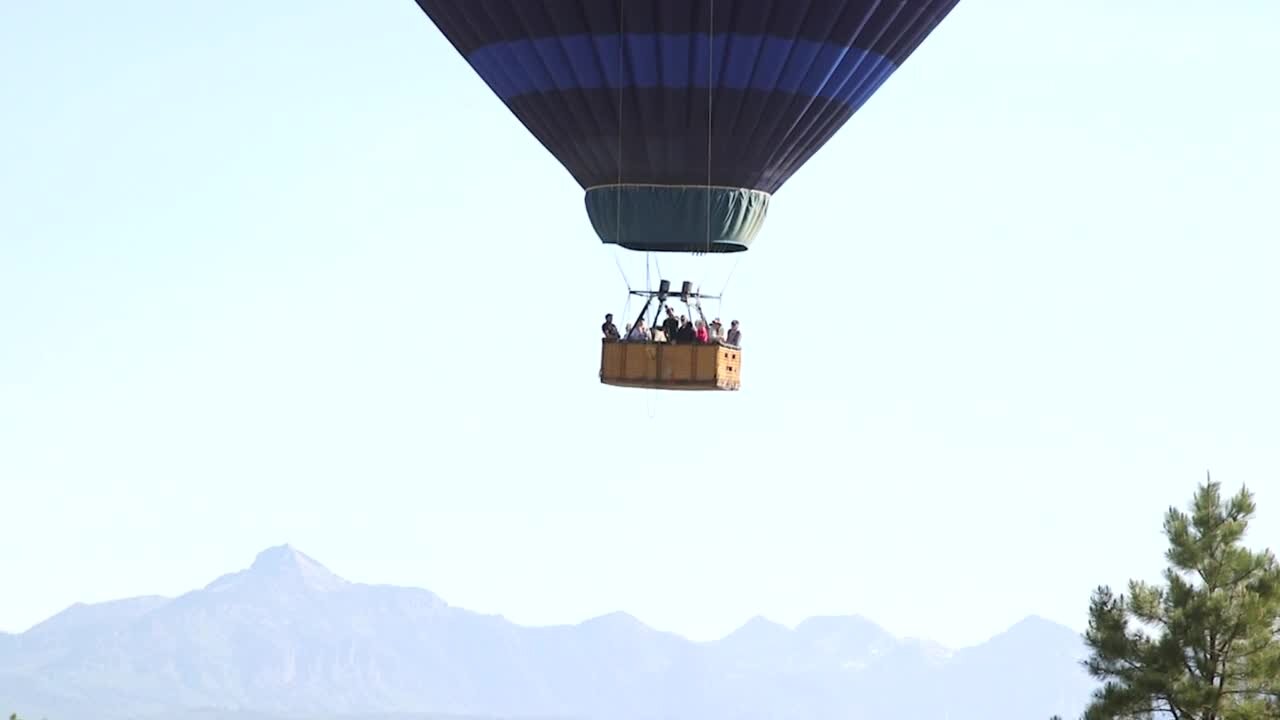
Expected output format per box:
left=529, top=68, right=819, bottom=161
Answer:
left=605, top=313, right=613, bottom=322
left=731, top=320, right=739, bottom=328
left=666, top=306, right=676, bottom=317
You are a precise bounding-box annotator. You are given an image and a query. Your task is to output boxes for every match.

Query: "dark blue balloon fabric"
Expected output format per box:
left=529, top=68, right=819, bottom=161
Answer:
left=414, top=1, right=960, bottom=252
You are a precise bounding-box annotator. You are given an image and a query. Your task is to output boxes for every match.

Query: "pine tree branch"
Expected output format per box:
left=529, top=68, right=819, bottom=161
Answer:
left=1219, top=689, right=1280, bottom=698
left=1161, top=695, right=1187, bottom=720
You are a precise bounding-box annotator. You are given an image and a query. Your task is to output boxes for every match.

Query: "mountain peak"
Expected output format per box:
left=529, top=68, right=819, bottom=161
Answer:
left=251, top=544, right=346, bottom=587
left=589, top=610, right=639, bottom=622
left=205, top=544, right=348, bottom=594
left=957, top=614, right=1084, bottom=659
left=1011, top=614, right=1065, bottom=629
left=251, top=543, right=310, bottom=569
left=716, top=615, right=793, bottom=647
left=1001, top=614, right=1079, bottom=640
left=740, top=615, right=790, bottom=632
left=581, top=611, right=650, bottom=631
left=794, top=614, right=882, bottom=633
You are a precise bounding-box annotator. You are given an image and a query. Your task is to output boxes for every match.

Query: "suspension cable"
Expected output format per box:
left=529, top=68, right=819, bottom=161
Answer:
left=615, top=0, right=624, bottom=258
left=706, top=0, right=714, bottom=256
left=720, top=253, right=743, bottom=298
left=611, top=246, right=632, bottom=292
left=698, top=0, right=715, bottom=295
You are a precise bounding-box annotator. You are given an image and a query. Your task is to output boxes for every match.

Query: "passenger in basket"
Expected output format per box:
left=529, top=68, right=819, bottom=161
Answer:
left=661, top=306, right=679, bottom=341
left=601, top=313, right=620, bottom=341
left=627, top=320, right=649, bottom=342
left=725, top=320, right=741, bottom=347
left=675, top=316, right=696, bottom=343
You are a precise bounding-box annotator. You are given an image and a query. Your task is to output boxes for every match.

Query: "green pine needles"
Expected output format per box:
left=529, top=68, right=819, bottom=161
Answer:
left=1061, top=477, right=1280, bottom=720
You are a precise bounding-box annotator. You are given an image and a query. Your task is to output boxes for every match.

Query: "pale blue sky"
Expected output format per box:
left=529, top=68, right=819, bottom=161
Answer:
left=2, top=0, right=1278, bottom=649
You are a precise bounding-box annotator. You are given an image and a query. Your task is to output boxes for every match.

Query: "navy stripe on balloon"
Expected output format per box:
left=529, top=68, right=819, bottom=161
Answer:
left=415, top=0, right=962, bottom=61
left=467, top=33, right=897, bottom=109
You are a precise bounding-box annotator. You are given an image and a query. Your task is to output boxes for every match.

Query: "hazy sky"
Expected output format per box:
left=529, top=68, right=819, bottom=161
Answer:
left=3, top=1, right=1278, bottom=649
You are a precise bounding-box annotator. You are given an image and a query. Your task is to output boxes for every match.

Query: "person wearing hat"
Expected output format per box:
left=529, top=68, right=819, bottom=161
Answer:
left=709, top=318, right=724, bottom=342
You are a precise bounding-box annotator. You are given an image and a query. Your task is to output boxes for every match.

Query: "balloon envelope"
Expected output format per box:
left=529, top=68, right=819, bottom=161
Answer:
left=414, top=1, right=960, bottom=253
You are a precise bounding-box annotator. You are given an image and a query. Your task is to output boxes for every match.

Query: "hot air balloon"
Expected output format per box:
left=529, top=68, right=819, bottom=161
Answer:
left=411, top=0, right=960, bottom=390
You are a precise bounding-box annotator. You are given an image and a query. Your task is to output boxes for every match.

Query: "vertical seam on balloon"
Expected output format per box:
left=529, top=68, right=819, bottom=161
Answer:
left=767, top=2, right=953, bottom=188
left=565, top=6, right=621, bottom=188
left=616, top=0, right=624, bottom=251
left=538, top=5, right=615, bottom=187
left=758, top=0, right=881, bottom=190
left=706, top=0, right=714, bottom=255
left=736, top=0, right=826, bottom=189
left=723, top=2, right=782, bottom=188
left=465, top=4, right=603, bottom=189
left=741, top=0, right=835, bottom=191
left=768, top=3, right=904, bottom=179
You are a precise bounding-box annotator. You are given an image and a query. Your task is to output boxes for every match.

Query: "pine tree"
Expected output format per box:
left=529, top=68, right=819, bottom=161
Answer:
left=1070, top=477, right=1280, bottom=720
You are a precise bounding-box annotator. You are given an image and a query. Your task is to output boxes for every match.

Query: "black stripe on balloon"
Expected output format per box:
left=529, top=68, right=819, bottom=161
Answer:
left=500, top=88, right=857, bottom=192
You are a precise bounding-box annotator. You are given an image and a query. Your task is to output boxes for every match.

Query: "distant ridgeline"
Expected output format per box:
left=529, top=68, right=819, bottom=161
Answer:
left=0, top=545, right=1093, bottom=720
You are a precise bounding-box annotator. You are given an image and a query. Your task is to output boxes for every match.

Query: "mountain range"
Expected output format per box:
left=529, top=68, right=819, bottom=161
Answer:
left=1, top=545, right=1096, bottom=720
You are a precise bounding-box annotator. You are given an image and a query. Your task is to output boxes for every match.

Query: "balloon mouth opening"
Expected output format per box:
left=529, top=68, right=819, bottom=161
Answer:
left=584, top=185, right=770, bottom=254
